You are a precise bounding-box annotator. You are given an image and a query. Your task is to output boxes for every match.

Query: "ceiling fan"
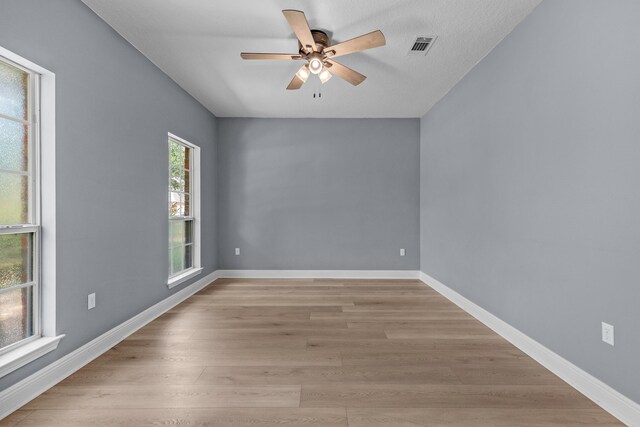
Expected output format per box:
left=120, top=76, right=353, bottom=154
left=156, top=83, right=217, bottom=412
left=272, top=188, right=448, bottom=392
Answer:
left=241, top=9, right=386, bottom=90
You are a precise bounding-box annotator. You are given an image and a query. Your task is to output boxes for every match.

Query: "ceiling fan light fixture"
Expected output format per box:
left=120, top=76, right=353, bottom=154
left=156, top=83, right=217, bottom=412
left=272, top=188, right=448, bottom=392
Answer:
left=240, top=10, right=386, bottom=90
left=308, top=57, right=323, bottom=74
left=319, top=69, right=332, bottom=84
left=296, top=65, right=310, bottom=82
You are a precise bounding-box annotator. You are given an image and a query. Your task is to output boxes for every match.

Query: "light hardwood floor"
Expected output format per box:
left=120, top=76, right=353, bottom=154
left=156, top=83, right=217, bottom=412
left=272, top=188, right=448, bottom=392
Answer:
left=2, top=279, right=620, bottom=426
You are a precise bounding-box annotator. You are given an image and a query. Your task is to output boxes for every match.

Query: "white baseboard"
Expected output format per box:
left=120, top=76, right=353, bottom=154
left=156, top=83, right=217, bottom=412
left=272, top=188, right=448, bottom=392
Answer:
left=0, top=270, right=220, bottom=420
left=419, top=271, right=640, bottom=426
left=217, top=269, right=420, bottom=279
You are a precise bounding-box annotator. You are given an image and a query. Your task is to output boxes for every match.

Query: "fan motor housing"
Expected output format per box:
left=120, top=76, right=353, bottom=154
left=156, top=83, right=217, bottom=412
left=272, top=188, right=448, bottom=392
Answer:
left=299, top=30, right=330, bottom=53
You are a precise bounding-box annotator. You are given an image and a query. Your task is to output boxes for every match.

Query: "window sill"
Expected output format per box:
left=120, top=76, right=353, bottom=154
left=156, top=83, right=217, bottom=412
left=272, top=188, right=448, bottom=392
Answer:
left=167, top=267, right=203, bottom=289
left=0, top=335, right=64, bottom=379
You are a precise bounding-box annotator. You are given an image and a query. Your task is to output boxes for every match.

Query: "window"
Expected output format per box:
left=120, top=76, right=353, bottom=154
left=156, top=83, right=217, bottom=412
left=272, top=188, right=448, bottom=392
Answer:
left=0, top=57, right=39, bottom=354
left=0, top=47, right=60, bottom=379
left=167, top=133, right=201, bottom=287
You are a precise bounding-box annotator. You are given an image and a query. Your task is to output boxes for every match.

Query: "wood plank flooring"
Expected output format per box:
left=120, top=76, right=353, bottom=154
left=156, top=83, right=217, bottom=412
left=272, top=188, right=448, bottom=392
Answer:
left=1, top=278, right=621, bottom=426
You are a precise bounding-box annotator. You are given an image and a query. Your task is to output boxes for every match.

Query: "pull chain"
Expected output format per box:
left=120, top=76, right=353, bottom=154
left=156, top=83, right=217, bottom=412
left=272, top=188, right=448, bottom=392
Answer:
left=313, top=79, right=322, bottom=99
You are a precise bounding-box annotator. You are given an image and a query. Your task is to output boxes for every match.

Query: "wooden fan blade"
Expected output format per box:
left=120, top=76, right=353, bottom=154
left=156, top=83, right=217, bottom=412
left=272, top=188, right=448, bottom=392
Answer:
left=286, top=74, right=305, bottom=90
left=325, top=60, right=366, bottom=86
left=324, top=30, right=386, bottom=58
left=282, top=10, right=317, bottom=52
left=241, top=53, right=302, bottom=60
left=287, top=65, right=309, bottom=90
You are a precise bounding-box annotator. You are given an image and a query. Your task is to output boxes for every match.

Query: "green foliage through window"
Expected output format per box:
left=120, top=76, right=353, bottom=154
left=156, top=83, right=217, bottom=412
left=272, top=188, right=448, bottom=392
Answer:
left=168, top=136, right=195, bottom=278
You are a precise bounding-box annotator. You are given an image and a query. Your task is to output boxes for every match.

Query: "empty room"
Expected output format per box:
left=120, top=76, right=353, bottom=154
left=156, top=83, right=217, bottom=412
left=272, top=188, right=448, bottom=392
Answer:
left=0, top=0, right=638, bottom=425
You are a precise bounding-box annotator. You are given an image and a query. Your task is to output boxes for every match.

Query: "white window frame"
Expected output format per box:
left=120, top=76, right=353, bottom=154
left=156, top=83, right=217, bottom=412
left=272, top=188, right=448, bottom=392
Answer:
left=167, top=133, right=201, bottom=288
left=0, top=46, right=63, bottom=378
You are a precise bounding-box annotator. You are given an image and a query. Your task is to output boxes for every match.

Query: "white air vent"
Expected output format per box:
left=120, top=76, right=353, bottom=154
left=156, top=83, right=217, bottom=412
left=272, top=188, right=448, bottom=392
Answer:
left=408, top=36, right=437, bottom=56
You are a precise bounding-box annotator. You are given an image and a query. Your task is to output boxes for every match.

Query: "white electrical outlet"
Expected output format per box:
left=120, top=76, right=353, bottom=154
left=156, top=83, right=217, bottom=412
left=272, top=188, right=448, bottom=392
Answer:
left=400, top=248, right=406, bottom=256
left=235, top=248, right=240, bottom=256
left=88, top=293, right=96, bottom=310
left=601, top=322, right=614, bottom=346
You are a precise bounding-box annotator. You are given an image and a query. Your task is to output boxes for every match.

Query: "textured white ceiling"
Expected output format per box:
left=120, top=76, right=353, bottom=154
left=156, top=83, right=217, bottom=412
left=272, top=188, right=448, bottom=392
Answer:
left=81, top=0, right=541, bottom=118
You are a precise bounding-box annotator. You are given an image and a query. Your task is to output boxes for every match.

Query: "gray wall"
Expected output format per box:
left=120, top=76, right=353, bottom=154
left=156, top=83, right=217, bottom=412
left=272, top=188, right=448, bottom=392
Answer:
left=420, top=0, right=640, bottom=402
left=0, top=0, right=217, bottom=390
left=218, top=118, right=419, bottom=270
